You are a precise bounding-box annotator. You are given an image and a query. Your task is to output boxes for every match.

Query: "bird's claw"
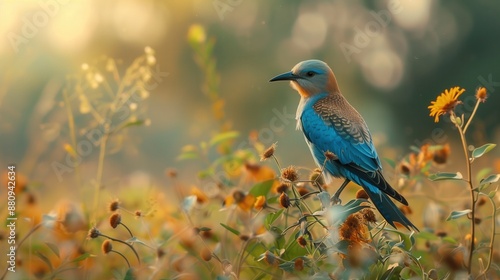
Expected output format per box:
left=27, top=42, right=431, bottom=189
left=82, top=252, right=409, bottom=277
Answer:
left=330, top=195, right=342, bottom=205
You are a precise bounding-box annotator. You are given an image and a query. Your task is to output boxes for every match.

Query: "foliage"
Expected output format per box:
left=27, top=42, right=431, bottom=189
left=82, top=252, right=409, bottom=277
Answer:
left=1, top=26, right=499, bottom=280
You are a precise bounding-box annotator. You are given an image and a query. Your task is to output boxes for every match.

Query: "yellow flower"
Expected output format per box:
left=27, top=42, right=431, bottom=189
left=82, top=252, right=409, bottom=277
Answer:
left=254, top=195, right=266, bottom=210
left=428, top=86, right=465, bottom=122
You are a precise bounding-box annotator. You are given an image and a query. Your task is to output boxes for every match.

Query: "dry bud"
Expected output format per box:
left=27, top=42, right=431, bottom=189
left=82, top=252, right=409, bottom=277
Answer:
left=294, top=258, right=304, bottom=271
left=275, top=183, right=289, bottom=194
left=361, top=209, right=377, bottom=223
left=200, top=248, right=212, bottom=261
left=88, top=227, right=100, bottom=239
left=477, top=196, right=487, bottom=207
left=324, top=151, right=337, bottom=160
left=475, top=86, right=487, bottom=103
left=109, top=213, right=121, bottom=229
left=296, top=235, right=307, bottom=247
left=355, top=189, right=369, bottom=200
left=281, top=166, right=298, bottom=182
left=261, top=143, right=276, bottom=161
left=108, top=200, right=120, bottom=212
left=433, top=144, right=450, bottom=164
left=279, top=192, right=291, bottom=208
left=101, top=240, right=112, bottom=254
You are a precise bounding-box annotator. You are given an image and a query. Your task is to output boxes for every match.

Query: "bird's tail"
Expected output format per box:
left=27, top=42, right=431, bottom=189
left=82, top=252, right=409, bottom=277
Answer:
left=361, top=179, right=419, bottom=232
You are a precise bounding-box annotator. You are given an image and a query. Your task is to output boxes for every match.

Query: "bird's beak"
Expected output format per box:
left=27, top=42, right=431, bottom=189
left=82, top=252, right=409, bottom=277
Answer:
left=269, top=71, right=300, bottom=82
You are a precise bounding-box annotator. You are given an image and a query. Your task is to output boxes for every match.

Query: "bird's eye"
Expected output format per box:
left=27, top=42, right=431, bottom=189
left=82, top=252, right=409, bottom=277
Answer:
left=306, top=71, right=315, bottom=77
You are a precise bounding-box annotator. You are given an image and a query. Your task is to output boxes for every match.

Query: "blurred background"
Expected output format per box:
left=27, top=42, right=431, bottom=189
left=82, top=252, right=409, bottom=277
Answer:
left=1, top=0, right=499, bottom=197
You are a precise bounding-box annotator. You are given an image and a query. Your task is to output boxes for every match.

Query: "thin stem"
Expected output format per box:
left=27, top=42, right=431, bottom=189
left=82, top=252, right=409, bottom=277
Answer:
left=475, top=193, right=497, bottom=279
left=463, top=99, right=481, bottom=134
left=100, top=233, right=141, bottom=265
left=453, top=112, right=475, bottom=275
left=120, top=223, right=134, bottom=238
left=92, top=133, right=109, bottom=224
left=111, top=250, right=131, bottom=268
left=63, top=89, right=81, bottom=187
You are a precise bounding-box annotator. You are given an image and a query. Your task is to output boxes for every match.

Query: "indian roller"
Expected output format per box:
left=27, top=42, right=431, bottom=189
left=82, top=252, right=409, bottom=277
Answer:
left=270, top=59, right=418, bottom=231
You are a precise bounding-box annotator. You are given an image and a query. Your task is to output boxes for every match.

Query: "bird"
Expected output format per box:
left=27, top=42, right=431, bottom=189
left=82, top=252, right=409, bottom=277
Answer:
left=269, top=59, right=418, bottom=231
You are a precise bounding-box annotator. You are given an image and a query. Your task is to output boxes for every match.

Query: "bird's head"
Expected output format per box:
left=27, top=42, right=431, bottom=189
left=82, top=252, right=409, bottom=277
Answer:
left=269, top=59, right=339, bottom=97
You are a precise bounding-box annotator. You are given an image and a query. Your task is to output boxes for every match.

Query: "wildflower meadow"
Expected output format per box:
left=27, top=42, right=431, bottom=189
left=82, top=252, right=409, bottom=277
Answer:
left=1, top=1, right=500, bottom=280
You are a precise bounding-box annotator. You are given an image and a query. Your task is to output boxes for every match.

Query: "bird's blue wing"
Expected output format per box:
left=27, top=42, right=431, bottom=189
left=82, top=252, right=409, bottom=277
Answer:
left=300, top=94, right=409, bottom=206
left=301, top=94, right=381, bottom=173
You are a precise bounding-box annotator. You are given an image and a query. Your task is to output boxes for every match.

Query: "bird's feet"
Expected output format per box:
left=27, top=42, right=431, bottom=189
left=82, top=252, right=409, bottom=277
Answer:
left=330, top=195, right=342, bottom=205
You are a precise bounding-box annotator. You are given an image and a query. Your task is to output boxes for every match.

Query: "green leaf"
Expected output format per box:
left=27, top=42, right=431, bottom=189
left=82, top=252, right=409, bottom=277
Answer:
left=209, top=131, right=239, bottom=147
left=264, top=209, right=284, bottom=229
left=476, top=168, right=493, bottom=183
left=384, top=158, right=396, bottom=169
left=123, top=268, right=135, bottom=280
left=220, top=223, right=240, bottom=236
left=480, top=174, right=500, bottom=186
left=415, top=231, right=439, bottom=241
left=71, top=252, right=94, bottom=263
left=446, top=209, right=472, bottom=221
left=488, top=189, right=497, bottom=198
left=177, top=145, right=199, bottom=160
left=278, top=260, right=296, bottom=272
left=472, top=143, right=496, bottom=159
left=45, top=242, right=60, bottom=259
left=249, top=179, right=274, bottom=197
left=428, top=172, right=463, bottom=181
left=121, top=119, right=144, bottom=129
left=385, top=229, right=414, bottom=251
left=35, top=251, right=53, bottom=272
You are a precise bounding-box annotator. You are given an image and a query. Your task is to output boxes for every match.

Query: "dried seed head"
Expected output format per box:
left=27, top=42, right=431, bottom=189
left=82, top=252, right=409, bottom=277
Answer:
left=26, top=193, right=36, bottom=205
left=233, top=190, right=246, bottom=204
left=355, top=189, right=369, bottom=200
left=361, top=209, right=377, bottom=223
left=200, top=248, right=212, bottom=261
left=134, top=210, right=142, bottom=218
left=109, top=213, right=121, bottom=229
left=264, top=251, right=278, bottom=266
left=166, top=168, right=178, bottom=178
left=275, top=183, right=289, bottom=194
left=296, top=235, right=307, bottom=248
left=309, top=169, right=324, bottom=185
left=101, top=240, right=112, bottom=254
left=433, top=144, right=450, bottom=164
left=239, top=234, right=250, bottom=241
left=324, top=151, right=337, bottom=160
left=109, top=199, right=120, bottom=212
left=399, top=162, right=411, bottom=176
left=200, top=229, right=213, bottom=239
left=157, top=248, right=165, bottom=259
left=279, top=192, right=291, bottom=208
left=281, top=166, right=298, bottom=182
left=88, top=227, right=100, bottom=239
left=474, top=217, right=482, bottom=225
left=477, top=196, right=487, bottom=207
left=436, top=230, right=448, bottom=238
left=261, top=143, right=276, bottom=161
left=297, top=186, right=309, bottom=197
left=294, top=258, right=304, bottom=271
left=475, top=86, right=487, bottom=103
